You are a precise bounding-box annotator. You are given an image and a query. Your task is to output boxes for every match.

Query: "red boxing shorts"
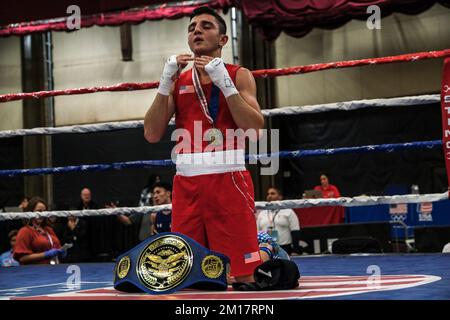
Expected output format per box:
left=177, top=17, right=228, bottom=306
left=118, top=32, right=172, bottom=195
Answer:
left=172, top=150, right=262, bottom=277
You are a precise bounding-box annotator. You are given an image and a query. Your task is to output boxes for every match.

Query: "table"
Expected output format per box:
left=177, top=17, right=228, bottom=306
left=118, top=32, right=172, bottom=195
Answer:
left=294, top=206, right=345, bottom=227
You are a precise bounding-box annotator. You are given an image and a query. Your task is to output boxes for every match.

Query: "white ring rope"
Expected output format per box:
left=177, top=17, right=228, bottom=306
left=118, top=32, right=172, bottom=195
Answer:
left=261, top=94, right=439, bottom=116
left=1, top=191, right=447, bottom=221
left=0, top=94, right=439, bottom=139
left=0, top=120, right=145, bottom=139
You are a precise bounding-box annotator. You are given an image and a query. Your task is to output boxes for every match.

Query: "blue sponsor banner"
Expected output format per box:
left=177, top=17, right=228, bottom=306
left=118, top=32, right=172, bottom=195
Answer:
left=346, top=200, right=450, bottom=238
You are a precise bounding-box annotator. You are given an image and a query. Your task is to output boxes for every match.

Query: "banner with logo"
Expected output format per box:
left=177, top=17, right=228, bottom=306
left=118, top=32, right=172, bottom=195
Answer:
left=417, top=202, right=433, bottom=222
left=441, top=57, right=450, bottom=195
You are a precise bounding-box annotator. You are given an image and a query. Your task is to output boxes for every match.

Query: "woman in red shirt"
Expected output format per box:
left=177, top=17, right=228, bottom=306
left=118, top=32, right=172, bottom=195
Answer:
left=14, top=197, right=64, bottom=265
left=314, top=173, right=341, bottom=198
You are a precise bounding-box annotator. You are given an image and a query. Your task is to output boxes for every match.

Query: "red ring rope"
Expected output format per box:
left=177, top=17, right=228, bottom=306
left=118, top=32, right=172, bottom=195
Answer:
left=0, top=49, right=449, bottom=103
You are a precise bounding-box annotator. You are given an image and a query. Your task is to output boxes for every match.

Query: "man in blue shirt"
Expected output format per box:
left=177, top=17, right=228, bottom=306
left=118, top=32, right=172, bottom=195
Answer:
left=150, top=182, right=172, bottom=235
left=0, top=229, right=20, bottom=267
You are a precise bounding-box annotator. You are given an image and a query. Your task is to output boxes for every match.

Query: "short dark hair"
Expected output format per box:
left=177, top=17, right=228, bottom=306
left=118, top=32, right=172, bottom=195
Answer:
left=153, top=182, right=172, bottom=193
left=190, top=6, right=227, bottom=35
left=267, top=186, right=283, bottom=197
left=26, top=196, right=47, bottom=212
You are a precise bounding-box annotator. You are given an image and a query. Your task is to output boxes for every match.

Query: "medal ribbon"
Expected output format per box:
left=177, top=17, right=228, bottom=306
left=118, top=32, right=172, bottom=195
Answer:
left=192, top=66, right=220, bottom=125
left=33, top=225, right=59, bottom=264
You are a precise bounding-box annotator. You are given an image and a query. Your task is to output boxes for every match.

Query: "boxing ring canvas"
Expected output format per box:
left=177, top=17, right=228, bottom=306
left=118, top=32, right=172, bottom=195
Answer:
left=1, top=254, right=449, bottom=300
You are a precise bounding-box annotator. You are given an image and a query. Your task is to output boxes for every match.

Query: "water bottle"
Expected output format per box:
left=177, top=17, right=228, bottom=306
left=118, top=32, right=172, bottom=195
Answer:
left=411, top=185, right=419, bottom=195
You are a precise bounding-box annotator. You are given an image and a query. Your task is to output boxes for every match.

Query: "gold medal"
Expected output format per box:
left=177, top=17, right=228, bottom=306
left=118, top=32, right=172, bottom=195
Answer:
left=205, top=128, right=223, bottom=146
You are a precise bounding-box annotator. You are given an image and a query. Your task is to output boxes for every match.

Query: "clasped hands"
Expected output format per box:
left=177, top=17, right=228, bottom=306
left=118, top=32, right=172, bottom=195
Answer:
left=158, top=54, right=238, bottom=98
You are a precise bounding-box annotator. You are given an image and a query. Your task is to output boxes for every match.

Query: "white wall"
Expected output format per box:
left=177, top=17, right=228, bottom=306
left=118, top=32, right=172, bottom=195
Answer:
left=0, top=37, right=22, bottom=130
left=53, top=14, right=233, bottom=126
left=1, top=6, right=449, bottom=130
left=275, top=3, right=450, bottom=107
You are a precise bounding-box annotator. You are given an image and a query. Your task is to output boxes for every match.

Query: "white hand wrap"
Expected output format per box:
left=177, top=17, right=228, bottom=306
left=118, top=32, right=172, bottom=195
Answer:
left=158, top=55, right=179, bottom=96
left=205, top=58, right=239, bottom=98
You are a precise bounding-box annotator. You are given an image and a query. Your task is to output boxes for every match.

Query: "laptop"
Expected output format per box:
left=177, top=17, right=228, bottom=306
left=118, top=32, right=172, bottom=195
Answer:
left=303, top=190, right=323, bottom=199
left=3, top=206, right=23, bottom=213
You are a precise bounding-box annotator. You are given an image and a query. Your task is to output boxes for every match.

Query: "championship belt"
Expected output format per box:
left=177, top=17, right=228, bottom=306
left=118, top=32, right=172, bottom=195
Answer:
left=114, top=232, right=230, bottom=295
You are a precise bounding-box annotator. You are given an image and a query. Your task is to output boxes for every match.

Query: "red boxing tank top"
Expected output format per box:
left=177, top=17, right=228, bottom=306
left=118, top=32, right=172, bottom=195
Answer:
left=173, top=63, right=244, bottom=154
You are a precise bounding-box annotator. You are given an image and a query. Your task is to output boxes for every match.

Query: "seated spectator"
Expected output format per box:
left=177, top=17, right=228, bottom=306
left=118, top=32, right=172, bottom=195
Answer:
left=0, top=230, right=20, bottom=267
left=118, top=181, right=171, bottom=241
left=76, top=188, right=113, bottom=261
left=139, top=174, right=161, bottom=207
left=60, top=216, right=89, bottom=263
left=314, top=173, right=341, bottom=198
left=13, top=197, right=65, bottom=265
left=150, top=182, right=172, bottom=235
left=77, top=188, right=99, bottom=210
left=257, top=187, right=300, bottom=255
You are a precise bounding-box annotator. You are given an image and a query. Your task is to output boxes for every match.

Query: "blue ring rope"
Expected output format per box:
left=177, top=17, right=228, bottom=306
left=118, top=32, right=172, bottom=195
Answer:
left=249, top=140, right=442, bottom=161
left=0, top=140, right=442, bottom=177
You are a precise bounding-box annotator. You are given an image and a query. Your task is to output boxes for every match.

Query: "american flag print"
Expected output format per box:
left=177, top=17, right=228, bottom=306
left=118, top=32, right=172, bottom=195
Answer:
left=179, top=85, right=195, bottom=94
left=389, top=203, right=408, bottom=214
left=417, top=202, right=433, bottom=214
left=244, top=251, right=260, bottom=264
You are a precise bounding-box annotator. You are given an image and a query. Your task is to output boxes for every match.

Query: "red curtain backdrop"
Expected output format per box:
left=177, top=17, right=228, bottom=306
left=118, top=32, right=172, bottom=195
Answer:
left=1, top=0, right=449, bottom=40
left=236, top=0, right=450, bottom=40
left=0, top=0, right=167, bottom=26
left=0, top=1, right=233, bottom=37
